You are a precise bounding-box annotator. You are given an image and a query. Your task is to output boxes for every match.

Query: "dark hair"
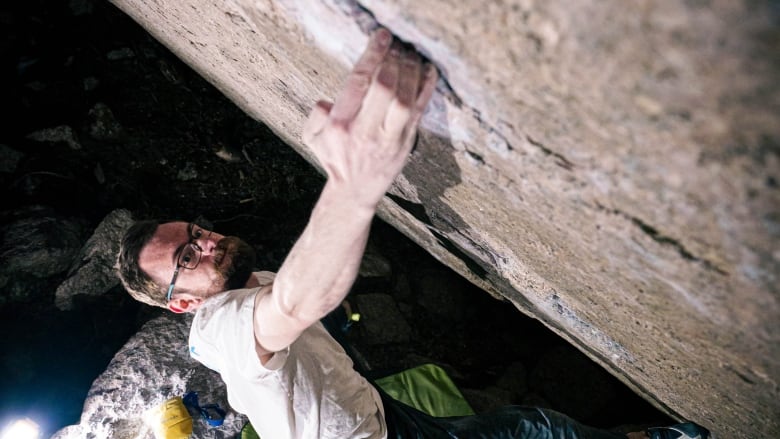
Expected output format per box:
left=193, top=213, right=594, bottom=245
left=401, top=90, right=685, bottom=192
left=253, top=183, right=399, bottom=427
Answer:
left=116, top=220, right=168, bottom=308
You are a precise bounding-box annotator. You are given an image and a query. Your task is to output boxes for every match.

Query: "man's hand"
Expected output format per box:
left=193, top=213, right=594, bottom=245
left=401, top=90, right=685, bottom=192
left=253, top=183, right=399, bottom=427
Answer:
left=302, top=28, right=437, bottom=209
left=254, top=29, right=436, bottom=358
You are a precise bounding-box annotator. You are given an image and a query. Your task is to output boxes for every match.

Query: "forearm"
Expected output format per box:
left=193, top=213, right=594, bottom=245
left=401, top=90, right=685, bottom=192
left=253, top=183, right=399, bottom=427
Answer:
left=272, top=180, right=375, bottom=325
left=252, top=29, right=435, bottom=357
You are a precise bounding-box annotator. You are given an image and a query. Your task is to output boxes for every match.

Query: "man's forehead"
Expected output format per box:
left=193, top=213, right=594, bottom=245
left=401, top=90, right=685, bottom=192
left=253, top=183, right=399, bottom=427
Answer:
left=152, top=222, right=188, bottom=245
left=139, top=222, right=188, bottom=273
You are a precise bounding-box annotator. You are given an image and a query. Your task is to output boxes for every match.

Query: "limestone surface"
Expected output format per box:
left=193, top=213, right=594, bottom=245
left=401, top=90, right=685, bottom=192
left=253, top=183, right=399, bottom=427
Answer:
left=51, top=313, right=244, bottom=439
left=54, top=209, right=134, bottom=310
left=107, top=0, right=780, bottom=437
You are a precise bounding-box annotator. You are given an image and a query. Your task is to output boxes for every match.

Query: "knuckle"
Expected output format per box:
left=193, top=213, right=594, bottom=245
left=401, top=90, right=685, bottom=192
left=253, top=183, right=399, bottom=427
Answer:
left=391, top=98, right=413, bottom=115
left=401, top=55, right=419, bottom=69
left=349, top=73, right=372, bottom=93
left=396, top=87, right=415, bottom=107
left=328, top=119, right=351, bottom=134
left=302, top=125, right=319, bottom=144
left=353, top=129, right=378, bottom=146
left=375, top=68, right=396, bottom=89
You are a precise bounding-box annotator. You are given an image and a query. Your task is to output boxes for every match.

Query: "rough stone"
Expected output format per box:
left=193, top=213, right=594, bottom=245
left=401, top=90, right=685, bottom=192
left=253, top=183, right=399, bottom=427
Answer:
left=460, top=386, right=514, bottom=414
left=495, top=360, right=528, bottom=399
left=26, top=125, right=81, bottom=150
left=391, top=271, right=411, bottom=299
left=69, top=0, right=95, bottom=16
left=88, top=102, right=123, bottom=140
left=55, top=209, right=134, bottom=310
left=0, top=208, right=83, bottom=302
left=0, top=144, right=23, bottom=174
left=51, top=313, right=245, bottom=439
left=354, top=293, right=412, bottom=345
left=358, top=244, right=393, bottom=278
left=106, top=47, right=135, bottom=61
left=530, top=345, right=618, bottom=422
left=413, top=269, right=471, bottom=321
left=107, top=0, right=780, bottom=436
left=177, top=162, right=198, bottom=181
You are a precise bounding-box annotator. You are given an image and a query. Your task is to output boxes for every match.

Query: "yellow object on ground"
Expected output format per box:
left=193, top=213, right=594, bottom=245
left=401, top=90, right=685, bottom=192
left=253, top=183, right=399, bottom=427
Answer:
left=145, top=396, right=193, bottom=439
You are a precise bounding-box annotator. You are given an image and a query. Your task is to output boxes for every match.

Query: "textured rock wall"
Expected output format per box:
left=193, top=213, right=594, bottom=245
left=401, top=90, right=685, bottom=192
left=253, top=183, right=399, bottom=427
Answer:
left=52, top=313, right=244, bottom=439
left=107, top=0, right=779, bottom=437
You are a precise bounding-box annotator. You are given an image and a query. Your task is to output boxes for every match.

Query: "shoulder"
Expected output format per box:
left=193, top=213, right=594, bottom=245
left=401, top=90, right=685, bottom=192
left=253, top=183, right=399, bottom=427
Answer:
left=252, top=271, right=276, bottom=287
left=195, top=287, right=257, bottom=324
left=189, top=288, right=260, bottom=371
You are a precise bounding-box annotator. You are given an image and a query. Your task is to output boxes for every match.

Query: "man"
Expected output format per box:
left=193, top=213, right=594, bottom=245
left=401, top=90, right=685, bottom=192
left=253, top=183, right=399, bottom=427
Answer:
left=117, top=29, right=710, bottom=439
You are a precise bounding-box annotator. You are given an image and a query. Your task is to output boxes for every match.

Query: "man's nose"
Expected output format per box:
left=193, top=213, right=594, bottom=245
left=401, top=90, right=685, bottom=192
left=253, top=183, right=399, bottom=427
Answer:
left=194, top=230, right=218, bottom=255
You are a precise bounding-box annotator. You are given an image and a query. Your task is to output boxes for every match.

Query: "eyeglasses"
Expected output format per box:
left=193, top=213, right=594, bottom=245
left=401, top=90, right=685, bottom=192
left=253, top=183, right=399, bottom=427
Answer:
left=166, top=223, right=209, bottom=302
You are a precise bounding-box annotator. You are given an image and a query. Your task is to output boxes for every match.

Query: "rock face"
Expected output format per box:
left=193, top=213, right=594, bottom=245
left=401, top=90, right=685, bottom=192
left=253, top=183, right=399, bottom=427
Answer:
left=52, top=313, right=245, bottom=439
left=55, top=209, right=134, bottom=310
left=107, top=0, right=779, bottom=437
left=0, top=207, right=85, bottom=304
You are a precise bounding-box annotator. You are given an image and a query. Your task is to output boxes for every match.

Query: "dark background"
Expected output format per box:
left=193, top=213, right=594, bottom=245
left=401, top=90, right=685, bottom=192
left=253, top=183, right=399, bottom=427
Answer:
left=0, top=1, right=670, bottom=437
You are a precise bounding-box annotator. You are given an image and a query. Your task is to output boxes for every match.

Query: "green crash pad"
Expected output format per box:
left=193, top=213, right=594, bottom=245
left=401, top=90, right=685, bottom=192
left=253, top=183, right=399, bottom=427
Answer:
left=241, top=363, right=473, bottom=438
left=374, top=363, right=474, bottom=418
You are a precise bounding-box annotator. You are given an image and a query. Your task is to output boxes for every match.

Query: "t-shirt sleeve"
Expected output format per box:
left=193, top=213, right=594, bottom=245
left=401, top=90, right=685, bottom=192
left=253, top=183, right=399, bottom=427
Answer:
left=189, top=287, right=289, bottom=379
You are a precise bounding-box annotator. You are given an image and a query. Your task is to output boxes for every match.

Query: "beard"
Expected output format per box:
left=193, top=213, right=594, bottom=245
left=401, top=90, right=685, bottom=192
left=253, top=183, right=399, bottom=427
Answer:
left=213, top=236, right=256, bottom=291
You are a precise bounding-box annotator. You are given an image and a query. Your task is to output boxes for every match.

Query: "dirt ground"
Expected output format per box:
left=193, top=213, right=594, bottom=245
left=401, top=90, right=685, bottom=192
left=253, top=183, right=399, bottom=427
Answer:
left=0, top=1, right=671, bottom=436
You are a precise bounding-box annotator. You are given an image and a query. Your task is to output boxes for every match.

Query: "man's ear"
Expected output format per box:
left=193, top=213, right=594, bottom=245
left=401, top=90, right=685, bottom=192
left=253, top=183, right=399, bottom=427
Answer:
left=167, top=296, right=204, bottom=314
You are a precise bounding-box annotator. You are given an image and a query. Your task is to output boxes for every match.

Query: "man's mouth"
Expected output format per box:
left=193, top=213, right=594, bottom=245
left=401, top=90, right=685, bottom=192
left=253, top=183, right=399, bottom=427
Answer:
left=213, top=236, right=256, bottom=290
left=218, top=249, right=233, bottom=270
left=213, top=242, right=229, bottom=267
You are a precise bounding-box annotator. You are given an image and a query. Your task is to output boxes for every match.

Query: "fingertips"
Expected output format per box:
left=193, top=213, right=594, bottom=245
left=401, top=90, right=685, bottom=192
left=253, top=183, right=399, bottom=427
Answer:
left=396, top=48, right=421, bottom=108
left=402, top=64, right=437, bottom=144
left=376, top=41, right=402, bottom=89
left=329, top=29, right=393, bottom=123
left=383, top=54, right=436, bottom=144
left=371, top=27, right=392, bottom=49
left=415, top=64, right=438, bottom=112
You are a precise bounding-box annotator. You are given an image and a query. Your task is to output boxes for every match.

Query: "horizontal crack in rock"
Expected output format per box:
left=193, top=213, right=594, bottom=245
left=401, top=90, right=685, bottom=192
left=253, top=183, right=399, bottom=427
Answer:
left=526, top=135, right=574, bottom=170
left=596, top=203, right=728, bottom=276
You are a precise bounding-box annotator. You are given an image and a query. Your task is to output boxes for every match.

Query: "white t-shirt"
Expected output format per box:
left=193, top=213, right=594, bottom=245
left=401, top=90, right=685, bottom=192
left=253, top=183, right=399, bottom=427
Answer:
left=189, top=272, right=387, bottom=439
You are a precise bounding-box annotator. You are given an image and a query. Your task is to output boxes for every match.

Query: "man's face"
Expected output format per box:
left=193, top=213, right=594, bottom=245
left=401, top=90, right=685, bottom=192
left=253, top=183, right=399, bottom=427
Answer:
left=138, top=221, right=256, bottom=299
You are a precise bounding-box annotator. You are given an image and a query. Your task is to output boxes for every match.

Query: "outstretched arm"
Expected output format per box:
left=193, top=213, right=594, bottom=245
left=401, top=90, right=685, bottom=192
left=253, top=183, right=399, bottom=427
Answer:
left=253, top=29, right=437, bottom=361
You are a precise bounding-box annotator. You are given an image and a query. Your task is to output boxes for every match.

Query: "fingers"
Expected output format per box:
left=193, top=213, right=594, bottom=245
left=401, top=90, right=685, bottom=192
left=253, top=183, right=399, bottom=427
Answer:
left=403, top=63, right=438, bottom=145
left=305, top=27, right=438, bottom=155
left=384, top=57, right=438, bottom=151
left=302, top=100, right=333, bottom=144
left=329, top=28, right=393, bottom=124
left=352, top=40, right=402, bottom=137
left=397, top=50, right=422, bottom=110
left=382, top=49, right=422, bottom=141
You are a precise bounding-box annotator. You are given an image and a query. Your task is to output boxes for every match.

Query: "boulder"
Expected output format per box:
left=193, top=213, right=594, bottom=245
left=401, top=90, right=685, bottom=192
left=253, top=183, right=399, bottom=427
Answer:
left=107, top=0, right=780, bottom=437
left=51, top=313, right=245, bottom=439
left=358, top=244, right=393, bottom=278
left=0, top=207, right=84, bottom=303
left=26, top=125, right=81, bottom=150
left=55, top=208, right=134, bottom=310
left=0, top=144, right=23, bottom=174
left=412, top=268, right=472, bottom=322
left=355, top=293, right=412, bottom=345
left=530, top=345, right=618, bottom=422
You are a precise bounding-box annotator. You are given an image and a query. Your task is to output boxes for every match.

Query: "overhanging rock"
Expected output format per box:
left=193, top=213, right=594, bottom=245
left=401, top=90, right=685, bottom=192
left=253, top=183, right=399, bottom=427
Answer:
left=108, top=1, right=779, bottom=437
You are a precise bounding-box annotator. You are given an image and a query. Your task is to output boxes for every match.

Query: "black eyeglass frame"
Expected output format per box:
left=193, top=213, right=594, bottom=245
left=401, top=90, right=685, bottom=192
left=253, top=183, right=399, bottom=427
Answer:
left=165, top=223, right=207, bottom=302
